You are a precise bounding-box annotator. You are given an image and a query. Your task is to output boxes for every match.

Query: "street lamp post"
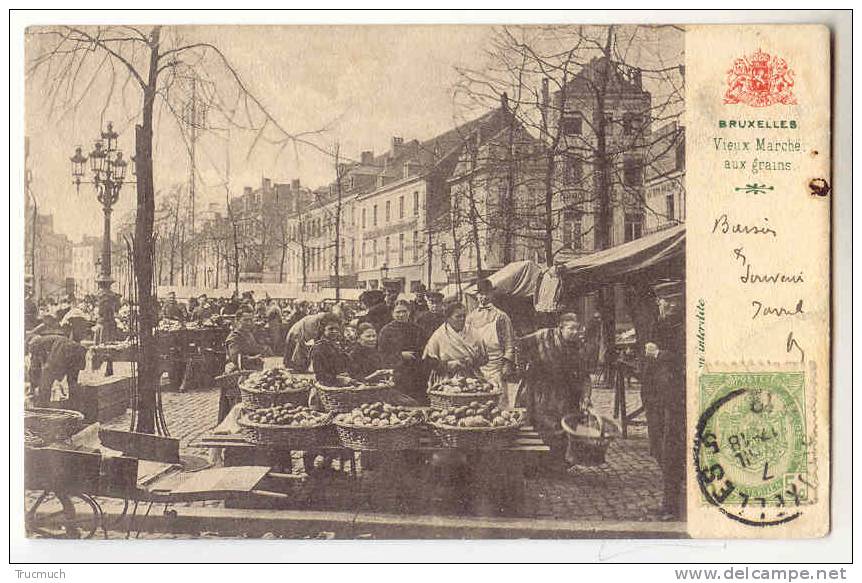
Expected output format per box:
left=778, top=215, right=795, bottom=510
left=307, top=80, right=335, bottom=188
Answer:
left=70, top=122, right=133, bottom=375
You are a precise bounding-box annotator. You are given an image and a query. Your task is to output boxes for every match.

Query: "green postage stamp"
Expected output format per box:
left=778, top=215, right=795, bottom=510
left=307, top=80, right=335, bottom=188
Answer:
left=695, top=367, right=816, bottom=527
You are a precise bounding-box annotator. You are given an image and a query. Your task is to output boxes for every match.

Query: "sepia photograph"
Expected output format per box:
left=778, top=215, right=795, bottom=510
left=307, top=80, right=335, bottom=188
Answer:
left=20, top=22, right=689, bottom=541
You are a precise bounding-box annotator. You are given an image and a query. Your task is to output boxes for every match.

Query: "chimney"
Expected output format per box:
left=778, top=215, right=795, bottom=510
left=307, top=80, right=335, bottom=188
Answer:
left=291, top=178, right=301, bottom=191
left=361, top=150, right=374, bottom=165
left=262, top=177, right=272, bottom=191
left=391, top=136, right=404, bottom=157
left=243, top=186, right=253, bottom=196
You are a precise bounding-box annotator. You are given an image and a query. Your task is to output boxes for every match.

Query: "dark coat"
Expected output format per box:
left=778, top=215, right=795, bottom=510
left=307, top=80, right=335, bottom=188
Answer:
left=310, top=339, right=349, bottom=386
left=347, top=344, right=385, bottom=380
left=360, top=303, right=392, bottom=332
left=414, top=310, right=446, bottom=343
left=378, top=320, right=428, bottom=403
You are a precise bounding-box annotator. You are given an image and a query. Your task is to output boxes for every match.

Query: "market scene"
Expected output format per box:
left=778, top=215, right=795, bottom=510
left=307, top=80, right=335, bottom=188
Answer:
left=22, top=24, right=686, bottom=539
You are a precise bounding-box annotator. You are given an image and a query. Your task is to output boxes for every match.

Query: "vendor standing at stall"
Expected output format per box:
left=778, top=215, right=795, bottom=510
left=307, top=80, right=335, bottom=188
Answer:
left=309, top=314, right=351, bottom=386
left=465, top=279, right=516, bottom=408
left=517, top=313, right=588, bottom=473
left=283, top=306, right=342, bottom=371
left=225, top=312, right=272, bottom=371
left=378, top=300, right=428, bottom=404
left=423, top=302, right=486, bottom=387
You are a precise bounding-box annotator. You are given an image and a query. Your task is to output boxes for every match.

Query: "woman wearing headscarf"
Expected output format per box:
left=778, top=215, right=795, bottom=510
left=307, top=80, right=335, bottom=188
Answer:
left=378, top=300, right=428, bottom=404
left=422, top=302, right=487, bottom=388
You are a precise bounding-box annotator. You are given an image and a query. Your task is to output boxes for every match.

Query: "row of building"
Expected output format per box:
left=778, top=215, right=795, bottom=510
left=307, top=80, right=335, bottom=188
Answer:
left=52, top=57, right=685, bottom=305
left=188, top=57, right=685, bottom=298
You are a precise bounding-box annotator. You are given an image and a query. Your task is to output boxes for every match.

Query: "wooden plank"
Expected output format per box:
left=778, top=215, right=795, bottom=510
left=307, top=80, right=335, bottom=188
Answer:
left=150, top=466, right=270, bottom=495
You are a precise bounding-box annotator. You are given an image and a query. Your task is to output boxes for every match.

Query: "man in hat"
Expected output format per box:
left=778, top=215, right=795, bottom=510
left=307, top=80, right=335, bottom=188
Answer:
left=358, top=289, right=391, bottom=332
left=465, top=279, right=516, bottom=408
left=414, top=290, right=446, bottom=340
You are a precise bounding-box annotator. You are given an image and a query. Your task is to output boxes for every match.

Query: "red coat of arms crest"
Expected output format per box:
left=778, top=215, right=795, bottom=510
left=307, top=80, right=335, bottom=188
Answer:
left=724, top=49, right=797, bottom=107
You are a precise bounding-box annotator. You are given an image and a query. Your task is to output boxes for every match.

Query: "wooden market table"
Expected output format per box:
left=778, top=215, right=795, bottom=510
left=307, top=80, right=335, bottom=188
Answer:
left=194, top=423, right=550, bottom=517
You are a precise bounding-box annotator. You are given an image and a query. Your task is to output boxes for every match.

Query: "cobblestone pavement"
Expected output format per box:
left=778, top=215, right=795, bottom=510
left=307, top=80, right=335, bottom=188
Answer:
left=28, top=377, right=670, bottom=539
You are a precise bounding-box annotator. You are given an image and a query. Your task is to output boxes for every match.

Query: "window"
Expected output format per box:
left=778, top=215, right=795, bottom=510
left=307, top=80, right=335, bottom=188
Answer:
left=413, top=191, right=420, bottom=216
left=399, top=233, right=405, bottom=265
left=385, top=236, right=391, bottom=264
left=372, top=240, right=378, bottom=267
left=349, top=176, right=355, bottom=190
left=350, top=239, right=355, bottom=269
left=413, top=230, right=420, bottom=262
left=373, top=204, right=378, bottom=226
left=562, top=210, right=583, bottom=251
left=666, top=191, right=676, bottom=223
left=567, top=156, right=584, bottom=184
left=362, top=208, right=366, bottom=229
left=361, top=241, right=367, bottom=269
left=603, top=111, right=614, bottom=128
left=624, top=158, right=643, bottom=186
left=561, top=114, right=582, bottom=135
left=399, top=196, right=404, bottom=219
left=675, top=140, right=685, bottom=171
left=624, top=212, right=643, bottom=242
left=623, top=113, right=640, bottom=136
left=385, top=200, right=391, bottom=223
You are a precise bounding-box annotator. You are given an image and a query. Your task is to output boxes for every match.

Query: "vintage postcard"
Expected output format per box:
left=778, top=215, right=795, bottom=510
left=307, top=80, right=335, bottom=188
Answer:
left=18, top=22, right=831, bottom=542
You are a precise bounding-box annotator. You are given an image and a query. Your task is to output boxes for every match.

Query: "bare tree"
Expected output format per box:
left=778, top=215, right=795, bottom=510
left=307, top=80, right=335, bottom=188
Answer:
left=28, top=25, right=326, bottom=434
left=454, top=24, right=684, bottom=362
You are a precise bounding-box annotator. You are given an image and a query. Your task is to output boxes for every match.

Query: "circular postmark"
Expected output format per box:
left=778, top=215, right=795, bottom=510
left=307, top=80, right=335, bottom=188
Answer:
left=694, top=373, right=810, bottom=527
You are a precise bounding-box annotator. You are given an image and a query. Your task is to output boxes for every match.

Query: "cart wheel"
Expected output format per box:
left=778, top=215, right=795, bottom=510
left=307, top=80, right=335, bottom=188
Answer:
left=26, top=491, right=100, bottom=539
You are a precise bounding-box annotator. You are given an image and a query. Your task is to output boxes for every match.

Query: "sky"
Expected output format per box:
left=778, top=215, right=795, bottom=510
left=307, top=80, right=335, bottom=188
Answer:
left=24, top=24, right=682, bottom=243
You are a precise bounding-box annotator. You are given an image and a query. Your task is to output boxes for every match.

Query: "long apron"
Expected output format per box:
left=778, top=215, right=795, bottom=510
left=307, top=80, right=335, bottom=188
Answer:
left=472, top=318, right=510, bottom=409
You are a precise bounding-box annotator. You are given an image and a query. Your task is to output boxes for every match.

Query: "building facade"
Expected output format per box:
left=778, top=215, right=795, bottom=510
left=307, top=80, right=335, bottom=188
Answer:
left=644, top=122, right=686, bottom=234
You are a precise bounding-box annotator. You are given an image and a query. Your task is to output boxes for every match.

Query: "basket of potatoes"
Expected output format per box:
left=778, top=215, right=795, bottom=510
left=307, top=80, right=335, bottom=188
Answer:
left=427, top=375, right=502, bottom=410
left=333, top=402, right=425, bottom=450
left=427, top=400, right=524, bottom=449
left=237, top=403, right=334, bottom=447
left=238, top=368, right=318, bottom=409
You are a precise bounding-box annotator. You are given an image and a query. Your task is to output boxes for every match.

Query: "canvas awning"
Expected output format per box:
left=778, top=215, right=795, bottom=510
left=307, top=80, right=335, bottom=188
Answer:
left=459, top=260, right=546, bottom=299
left=559, top=225, right=685, bottom=291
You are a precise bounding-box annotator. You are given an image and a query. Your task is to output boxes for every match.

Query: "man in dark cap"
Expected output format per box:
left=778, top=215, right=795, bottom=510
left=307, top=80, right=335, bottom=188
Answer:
left=465, top=279, right=515, bottom=407
left=358, top=289, right=391, bottom=332
left=414, top=290, right=446, bottom=339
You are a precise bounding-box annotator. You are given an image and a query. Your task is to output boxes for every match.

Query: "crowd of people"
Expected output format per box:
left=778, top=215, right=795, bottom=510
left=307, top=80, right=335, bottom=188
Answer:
left=24, top=277, right=684, bottom=519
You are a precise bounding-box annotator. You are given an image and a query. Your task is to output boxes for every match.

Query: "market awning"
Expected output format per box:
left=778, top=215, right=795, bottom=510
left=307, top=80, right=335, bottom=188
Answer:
left=460, top=260, right=546, bottom=299
left=559, top=225, right=685, bottom=291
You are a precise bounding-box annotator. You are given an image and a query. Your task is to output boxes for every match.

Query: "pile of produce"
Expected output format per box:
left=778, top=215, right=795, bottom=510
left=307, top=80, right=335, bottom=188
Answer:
left=157, top=319, right=184, bottom=332
left=243, top=403, right=330, bottom=427
left=93, top=339, right=135, bottom=351
left=431, top=375, right=496, bottom=395
left=335, top=402, right=424, bottom=428
left=428, top=400, right=523, bottom=428
left=242, top=368, right=317, bottom=393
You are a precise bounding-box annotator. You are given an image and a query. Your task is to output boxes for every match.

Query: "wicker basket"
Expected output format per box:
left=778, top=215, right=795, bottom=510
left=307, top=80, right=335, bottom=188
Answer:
left=237, top=414, right=335, bottom=448
left=24, top=408, right=85, bottom=444
left=429, top=421, right=521, bottom=449
left=334, top=417, right=423, bottom=450
left=318, top=383, right=396, bottom=414
left=562, top=410, right=612, bottom=466
left=239, top=384, right=312, bottom=409
left=427, top=388, right=502, bottom=410
left=214, top=369, right=253, bottom=393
